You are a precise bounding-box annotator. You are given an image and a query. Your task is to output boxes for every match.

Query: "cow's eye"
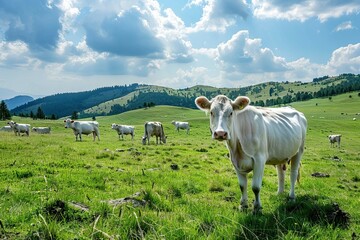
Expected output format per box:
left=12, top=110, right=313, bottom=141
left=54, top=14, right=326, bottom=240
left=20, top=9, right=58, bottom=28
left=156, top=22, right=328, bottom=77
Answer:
left=210, top=111, right=214, bottom=117
left=230, top=111, right=233, bottom=117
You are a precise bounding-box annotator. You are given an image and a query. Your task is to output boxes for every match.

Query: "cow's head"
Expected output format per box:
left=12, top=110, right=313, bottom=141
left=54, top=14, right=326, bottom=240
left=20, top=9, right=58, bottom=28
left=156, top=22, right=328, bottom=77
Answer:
left=142, top=136, right=147, bottom=145
left=161, top=135, right=167, bottom=144
left=64, top=118, right=74, bottom=128
left=195, top=95, right=250, bottom=141
left=7, top=121, right=16, bottom=127
left=111, top=123, right=118, bottom=129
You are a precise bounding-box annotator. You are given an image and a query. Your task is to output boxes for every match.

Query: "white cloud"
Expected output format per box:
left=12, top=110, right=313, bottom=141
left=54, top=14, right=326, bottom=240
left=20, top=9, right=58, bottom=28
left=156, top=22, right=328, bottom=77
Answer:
left=253, top=0, right=360, bottom=22
left=335, top=21, right=354, bottom=31
left=327, top=43, right=360, bottom=73
left=216, top=30, right=289, bottom=75
left=188, top=0, right=250, bottom=32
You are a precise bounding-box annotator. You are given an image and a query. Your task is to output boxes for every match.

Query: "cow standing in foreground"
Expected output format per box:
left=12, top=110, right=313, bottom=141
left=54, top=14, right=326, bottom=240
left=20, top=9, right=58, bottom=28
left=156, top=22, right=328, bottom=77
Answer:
left=7, top=121, right=31, bottom=136
left=111, top=123, right=135, bottom=140
left=171, top=120, right=190, bottom=134
left=195, top=95, right=307, bottom=213
left=328, top=134, right=341, bottom=148
left=142, top=122, right=167, bottom=145
left=64, top=118, right=100, bottom=141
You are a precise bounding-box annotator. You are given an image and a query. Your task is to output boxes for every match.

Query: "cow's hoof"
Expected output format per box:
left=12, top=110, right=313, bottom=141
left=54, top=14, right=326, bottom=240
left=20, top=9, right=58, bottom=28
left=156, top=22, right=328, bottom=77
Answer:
left=239, top=204, right=249, bottom=212
left=288, top=196, right=296, bottom=202
left=252, top=206, right=263, bottom=215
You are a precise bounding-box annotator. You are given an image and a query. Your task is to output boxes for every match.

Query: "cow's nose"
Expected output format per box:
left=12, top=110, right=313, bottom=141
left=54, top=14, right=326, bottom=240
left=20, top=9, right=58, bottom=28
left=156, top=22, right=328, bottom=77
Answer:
left=214, top=131, right=228, bottom=140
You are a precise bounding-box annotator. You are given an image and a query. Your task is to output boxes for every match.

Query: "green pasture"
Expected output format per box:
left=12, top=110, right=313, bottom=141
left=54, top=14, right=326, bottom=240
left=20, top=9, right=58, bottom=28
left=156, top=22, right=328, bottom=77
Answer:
left=0, top=93, right=359, bottom=239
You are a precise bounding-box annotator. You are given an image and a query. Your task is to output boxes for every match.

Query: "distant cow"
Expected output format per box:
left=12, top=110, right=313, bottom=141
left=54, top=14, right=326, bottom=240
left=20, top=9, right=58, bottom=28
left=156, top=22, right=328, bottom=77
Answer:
left=171, top=120, right=190, bottom=134
left=64, top=118, right=100, bottom=141
left=195, top=95, right=307, bottom=213
left=111, top=123, right=135, bottom=140
left=32, top=127, right=51, bottom=134
left=0, top=126, right=13, bottom=132
left=328, top=134, right=341, bottom=148
left=142, top=121, right=167, bottom=145
left=7, top=121, right=31, bottom=136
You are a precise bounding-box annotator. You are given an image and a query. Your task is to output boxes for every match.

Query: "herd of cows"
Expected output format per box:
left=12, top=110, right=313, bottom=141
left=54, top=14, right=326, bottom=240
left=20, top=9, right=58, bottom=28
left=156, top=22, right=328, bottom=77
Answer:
left=0, top=95, right=344, bottom=212
left=0, top=119, right=191, bottom=145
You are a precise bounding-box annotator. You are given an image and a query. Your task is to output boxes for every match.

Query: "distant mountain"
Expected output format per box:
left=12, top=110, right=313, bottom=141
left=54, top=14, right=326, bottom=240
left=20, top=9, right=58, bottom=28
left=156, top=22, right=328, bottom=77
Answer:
left=4, top=95, right=34, bottom=110
left=10, top=74, right=360, bottom=119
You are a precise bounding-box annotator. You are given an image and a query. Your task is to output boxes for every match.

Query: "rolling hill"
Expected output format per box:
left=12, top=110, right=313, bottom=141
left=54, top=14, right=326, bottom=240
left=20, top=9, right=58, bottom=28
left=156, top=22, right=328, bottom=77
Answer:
left=10, top=73, right=360, bottom=119
left=4, top=95, right=34, bottom=110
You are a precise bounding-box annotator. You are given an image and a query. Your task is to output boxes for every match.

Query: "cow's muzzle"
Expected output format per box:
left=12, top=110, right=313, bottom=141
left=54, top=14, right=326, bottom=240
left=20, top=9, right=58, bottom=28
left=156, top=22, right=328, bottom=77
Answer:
left=214, top=131, right=228, bottom=141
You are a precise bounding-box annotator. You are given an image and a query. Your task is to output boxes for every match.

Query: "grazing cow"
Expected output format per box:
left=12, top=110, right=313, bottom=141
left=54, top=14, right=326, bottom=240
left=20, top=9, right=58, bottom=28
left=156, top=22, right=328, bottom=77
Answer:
left=32, top=127, right=51, bottom=134
left=111, top=123, right=135, bottom=140
left=171, top=120, right=190, bottom=134
left=142, top=121, right=167, bottom=145
left=0, top=126, right=13, bottom=132
left=7, top=121, right=31, bottom=136
left=328, top=134, right=341, bottom=148
left=195, top=95, right=307, bottom=213
left=64, top=118, right=100, bottom=141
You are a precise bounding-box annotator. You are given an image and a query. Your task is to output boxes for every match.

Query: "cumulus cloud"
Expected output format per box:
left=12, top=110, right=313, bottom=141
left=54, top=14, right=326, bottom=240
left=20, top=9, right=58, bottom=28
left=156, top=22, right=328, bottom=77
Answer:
left=253, top=0, right=360, bottom=22
left=0, top=0, right=195, bottom=76
left=83, top=6, right=164, bottom=58
left=216, top=30, right=289, bottom=75
left=0, top=0, right=62, bottom=57
left=0, top=40, right=31, bottom=67
left=188, top=0, right=250, bottom=32
left=327, top=43, right=360, bottom=73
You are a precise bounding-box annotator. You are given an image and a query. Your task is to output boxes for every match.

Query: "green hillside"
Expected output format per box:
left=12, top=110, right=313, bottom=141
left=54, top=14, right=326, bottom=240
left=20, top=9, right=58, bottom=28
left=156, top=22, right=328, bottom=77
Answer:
left=9, top=73, right=360, bottom=119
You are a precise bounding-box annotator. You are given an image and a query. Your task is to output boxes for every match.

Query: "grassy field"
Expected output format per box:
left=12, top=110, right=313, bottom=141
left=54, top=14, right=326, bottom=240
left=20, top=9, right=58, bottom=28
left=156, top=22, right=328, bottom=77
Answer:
left=0, top=92, right=359, bottom=239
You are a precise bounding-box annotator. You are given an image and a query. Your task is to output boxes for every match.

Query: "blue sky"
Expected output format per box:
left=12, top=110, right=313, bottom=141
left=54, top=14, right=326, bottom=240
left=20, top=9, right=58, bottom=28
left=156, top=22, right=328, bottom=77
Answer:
left=0, top=0, right=359, bottom=99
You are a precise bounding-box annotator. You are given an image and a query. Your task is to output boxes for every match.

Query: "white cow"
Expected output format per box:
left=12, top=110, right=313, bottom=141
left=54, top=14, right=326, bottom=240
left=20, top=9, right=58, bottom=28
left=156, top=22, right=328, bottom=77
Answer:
left=7, top=121, right=31, bottom=136
left=64, top=118, right=100, bottom=141
left=142, top=121, right=167, bottom=145
left=328, top=134, right=341, bottom=148
left=32, top=127, right=51, bottom=134
left=171, top=120, right=190, bottom=134
left=111, top=123, right=135, bottom=140
left=0, top=126, right=13, bottom=132
left=195, top=95, right=307, bottom=213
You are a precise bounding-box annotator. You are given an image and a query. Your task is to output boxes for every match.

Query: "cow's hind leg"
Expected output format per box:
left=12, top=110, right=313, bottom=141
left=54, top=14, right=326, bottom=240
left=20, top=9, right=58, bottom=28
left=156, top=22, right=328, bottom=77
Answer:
left=289, top=150, right=303, bottom=200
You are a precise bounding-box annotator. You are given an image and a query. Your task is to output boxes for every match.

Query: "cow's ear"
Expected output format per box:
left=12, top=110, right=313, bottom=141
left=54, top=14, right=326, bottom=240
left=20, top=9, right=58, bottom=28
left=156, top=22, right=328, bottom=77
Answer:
left=232, top=96, right=250, bottom=110
left=195, top=96, right=211, bottom=111
left=64, top=120, right=66, bottom=122
left=71, top=120, right=74, bottom=123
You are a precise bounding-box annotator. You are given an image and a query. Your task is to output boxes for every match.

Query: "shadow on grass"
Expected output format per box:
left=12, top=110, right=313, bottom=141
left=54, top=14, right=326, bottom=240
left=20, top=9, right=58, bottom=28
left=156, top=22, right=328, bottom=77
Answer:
left=235, top=194, right=351, bottom=240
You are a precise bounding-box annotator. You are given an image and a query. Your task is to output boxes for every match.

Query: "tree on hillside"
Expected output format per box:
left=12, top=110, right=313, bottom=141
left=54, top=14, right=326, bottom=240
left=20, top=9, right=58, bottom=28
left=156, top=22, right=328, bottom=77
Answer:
left=36, top=107, right=45, bottom=119
left=71, top=111, right=78, bottom=120
left=0, top=100, right=11, bottom=120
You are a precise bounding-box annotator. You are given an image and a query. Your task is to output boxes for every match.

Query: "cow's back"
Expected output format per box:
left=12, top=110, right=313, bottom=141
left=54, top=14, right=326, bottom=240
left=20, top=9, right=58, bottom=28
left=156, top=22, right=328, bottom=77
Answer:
left=234, top=106, right=306, bottom=163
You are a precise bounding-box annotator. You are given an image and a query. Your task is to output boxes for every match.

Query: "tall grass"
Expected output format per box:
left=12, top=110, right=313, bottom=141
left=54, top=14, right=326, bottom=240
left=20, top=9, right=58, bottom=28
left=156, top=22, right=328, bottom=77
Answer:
left=0, top=93, right=359, bottom=239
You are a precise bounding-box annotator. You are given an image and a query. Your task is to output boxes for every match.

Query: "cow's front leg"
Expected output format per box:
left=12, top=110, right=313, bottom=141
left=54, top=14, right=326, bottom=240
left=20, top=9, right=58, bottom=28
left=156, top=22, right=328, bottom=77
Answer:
left=252, top=156, right=266, bottom=214
left=237, top=172, right=248, bottom=211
